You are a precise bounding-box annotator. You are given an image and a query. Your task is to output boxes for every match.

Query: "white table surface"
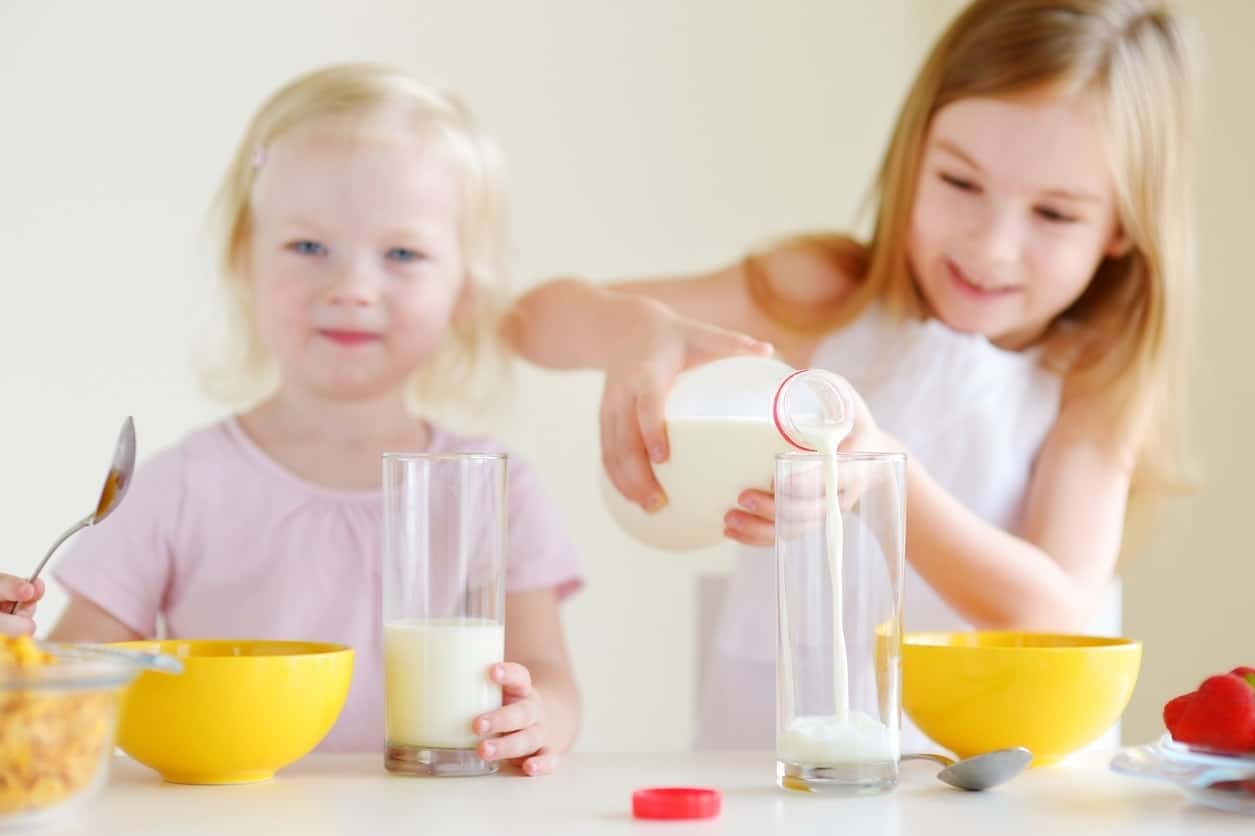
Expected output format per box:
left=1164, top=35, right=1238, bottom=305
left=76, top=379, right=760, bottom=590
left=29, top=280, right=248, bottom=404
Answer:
left=37, top=750, right=1253, bottom=835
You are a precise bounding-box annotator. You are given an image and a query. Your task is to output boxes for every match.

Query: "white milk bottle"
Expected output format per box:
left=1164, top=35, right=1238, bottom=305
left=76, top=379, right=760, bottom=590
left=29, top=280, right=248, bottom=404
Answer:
left=602, top=356, right=854, bottom=551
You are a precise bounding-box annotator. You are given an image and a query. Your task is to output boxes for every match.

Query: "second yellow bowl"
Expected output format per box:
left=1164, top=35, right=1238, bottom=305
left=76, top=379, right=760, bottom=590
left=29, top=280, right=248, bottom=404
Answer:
left=903, top=632, right=1141, bottom=766
left=111, top=639, right=353, bottom=784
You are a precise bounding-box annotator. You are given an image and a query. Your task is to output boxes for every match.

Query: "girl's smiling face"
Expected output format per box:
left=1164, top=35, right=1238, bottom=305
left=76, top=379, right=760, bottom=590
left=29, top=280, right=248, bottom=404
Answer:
left=907, top=89, right=1130, bottom=349
left=245, top=115, right=467, bottom=401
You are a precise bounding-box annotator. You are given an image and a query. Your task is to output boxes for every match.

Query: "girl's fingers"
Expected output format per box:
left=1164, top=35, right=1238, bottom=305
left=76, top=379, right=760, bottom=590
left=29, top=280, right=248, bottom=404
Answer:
left=475, top=695, right=542, bottom=737
left=737, top=489, right=776, bottom=522
left=839, top=475, right=868, bottom=511
left=635, top=383, right=670, bottom=466
left=619, top=407, right=665, bottom=512
left=0, top=575, right=36, bottom=607
left=600, top=394, right=638, bottom=503
left=723, top=510, right=775, bottom=548
left=777, top=495, right=829, bottom=526
left=751, top=473, right=870, bottom=536
left=520, top=748, right=558, bottom=776
left=687, top=322, right=773, bottom=365
left=489, top=662, right=532, bottom=695
left=479, top=725, right=544, bottom=762
left=751, top=480, right=826, bottom=526
left=600, top=391, right=665, bottom=510
left=12, top=580, right=46, bottom=618
left=0, top=613, right=35, bottom=637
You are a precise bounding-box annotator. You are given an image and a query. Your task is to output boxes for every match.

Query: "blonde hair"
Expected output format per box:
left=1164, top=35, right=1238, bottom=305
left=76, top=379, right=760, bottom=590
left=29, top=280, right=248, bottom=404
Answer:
left=199, top=63, right=509, bottom=408
left=751, top=0, right=1194, bottom=495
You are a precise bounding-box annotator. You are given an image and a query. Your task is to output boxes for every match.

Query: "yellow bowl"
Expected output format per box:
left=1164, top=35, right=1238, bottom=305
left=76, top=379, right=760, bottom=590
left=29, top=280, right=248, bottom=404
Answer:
left=110, top=640, right=353, bottom=784
left=902, top=632, right=1141, bottom=766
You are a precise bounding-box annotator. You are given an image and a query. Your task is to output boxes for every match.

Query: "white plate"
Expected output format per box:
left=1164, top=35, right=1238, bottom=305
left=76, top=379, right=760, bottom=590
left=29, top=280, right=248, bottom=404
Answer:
left=1111, top=734, right=1255, bottom=815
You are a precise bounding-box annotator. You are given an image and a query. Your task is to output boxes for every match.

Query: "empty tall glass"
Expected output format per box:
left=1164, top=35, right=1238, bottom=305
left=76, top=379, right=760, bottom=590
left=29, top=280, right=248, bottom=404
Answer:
left=382, top=453, right=507, bottom=777
left=775, top=451, right=905, bottom=794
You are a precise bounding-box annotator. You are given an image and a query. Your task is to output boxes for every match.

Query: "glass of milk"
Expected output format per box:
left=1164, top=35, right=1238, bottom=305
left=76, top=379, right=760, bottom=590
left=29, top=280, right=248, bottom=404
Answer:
left=381, top=453, right=507, bottom=776
left=775, top=450, right=905, bottom=794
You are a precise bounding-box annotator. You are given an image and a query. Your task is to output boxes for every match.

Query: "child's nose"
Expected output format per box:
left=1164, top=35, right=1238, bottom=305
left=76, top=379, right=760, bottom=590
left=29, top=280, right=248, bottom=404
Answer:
left=325, top=264, right=380, bottom=307
left=972, top=207, right=1025, bottom=267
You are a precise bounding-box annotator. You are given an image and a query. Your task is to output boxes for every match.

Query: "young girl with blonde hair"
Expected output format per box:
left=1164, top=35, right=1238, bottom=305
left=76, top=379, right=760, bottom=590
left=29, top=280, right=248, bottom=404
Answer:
left=24, top=64, right=584, bottom=773
left=506, top=0, right=1194, bottom=750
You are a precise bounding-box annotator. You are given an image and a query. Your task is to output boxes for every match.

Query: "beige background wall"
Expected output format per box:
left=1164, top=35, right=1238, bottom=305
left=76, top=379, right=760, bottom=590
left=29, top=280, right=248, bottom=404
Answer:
left=3, top=0, right=1250, bottom=751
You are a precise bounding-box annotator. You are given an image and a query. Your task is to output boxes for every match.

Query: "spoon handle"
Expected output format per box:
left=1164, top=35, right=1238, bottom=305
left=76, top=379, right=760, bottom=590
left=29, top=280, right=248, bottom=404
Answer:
left=6, top=513, right=94, bottom=615
left=44, top=642, right=184, bottom=676
left=901, top=752, right=956, bottom=767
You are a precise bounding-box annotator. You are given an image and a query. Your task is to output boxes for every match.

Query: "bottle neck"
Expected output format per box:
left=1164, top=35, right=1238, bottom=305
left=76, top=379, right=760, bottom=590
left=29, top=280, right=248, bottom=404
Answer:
left=772, top=369, right=855, bottom=452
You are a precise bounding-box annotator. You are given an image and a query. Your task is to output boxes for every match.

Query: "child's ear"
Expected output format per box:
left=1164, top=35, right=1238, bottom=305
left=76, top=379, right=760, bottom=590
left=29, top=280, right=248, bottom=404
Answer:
left=1105, top=224, right=1133, bottom=259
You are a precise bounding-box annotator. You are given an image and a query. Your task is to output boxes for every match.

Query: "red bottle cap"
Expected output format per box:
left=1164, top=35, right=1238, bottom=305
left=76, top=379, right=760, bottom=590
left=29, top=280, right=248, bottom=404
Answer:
left=631, top=787, right=722, bottom=820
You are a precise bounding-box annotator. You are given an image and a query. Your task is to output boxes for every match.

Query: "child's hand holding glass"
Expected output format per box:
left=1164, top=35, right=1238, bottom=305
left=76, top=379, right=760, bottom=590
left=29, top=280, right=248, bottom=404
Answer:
left=474, top=662, right=560, bottom=776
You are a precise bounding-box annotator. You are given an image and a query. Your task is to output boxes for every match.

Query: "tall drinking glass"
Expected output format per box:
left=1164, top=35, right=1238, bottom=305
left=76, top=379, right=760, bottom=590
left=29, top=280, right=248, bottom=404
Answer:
left=382, top=453, right=507, bottom=777
left=775, top=451, right=905, bottom=794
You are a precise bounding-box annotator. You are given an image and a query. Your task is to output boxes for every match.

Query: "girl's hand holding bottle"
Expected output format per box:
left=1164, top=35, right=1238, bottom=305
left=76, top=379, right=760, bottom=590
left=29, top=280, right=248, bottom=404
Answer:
left=599, top=300, right=773, bottom=513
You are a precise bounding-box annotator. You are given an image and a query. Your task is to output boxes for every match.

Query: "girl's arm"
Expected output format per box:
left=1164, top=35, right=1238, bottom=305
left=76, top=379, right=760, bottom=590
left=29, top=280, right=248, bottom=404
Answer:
left=474, top=587, right=580, bottom=775
left=732, top=385, right=1136, bottom=630
left=503, top=272, right=775, bottom=372
left=48, top=595, right=143, bottom=642
left=503, top=244, right=853, bottom=508
left=503, top=242, right=851, bottom=372
left=904, top=384, right=1136, bottom=630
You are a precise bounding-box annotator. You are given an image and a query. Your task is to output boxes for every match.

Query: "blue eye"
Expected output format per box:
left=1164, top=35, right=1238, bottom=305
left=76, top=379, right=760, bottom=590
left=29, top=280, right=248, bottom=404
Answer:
left=287, top=240, right=327, bottom=256
left=387, top=247, right=426, bottom=263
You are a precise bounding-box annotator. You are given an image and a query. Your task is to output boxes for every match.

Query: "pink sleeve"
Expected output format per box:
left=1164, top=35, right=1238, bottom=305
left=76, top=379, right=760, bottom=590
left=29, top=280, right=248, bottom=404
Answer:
left=504, top=455, right=583, bottom=600
left=51, top=444, right=184, bottom=637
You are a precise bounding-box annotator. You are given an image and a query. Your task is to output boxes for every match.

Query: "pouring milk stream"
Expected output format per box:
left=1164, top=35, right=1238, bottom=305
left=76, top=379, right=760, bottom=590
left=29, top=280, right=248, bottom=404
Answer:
left=773, top=370, right=895, bottom=765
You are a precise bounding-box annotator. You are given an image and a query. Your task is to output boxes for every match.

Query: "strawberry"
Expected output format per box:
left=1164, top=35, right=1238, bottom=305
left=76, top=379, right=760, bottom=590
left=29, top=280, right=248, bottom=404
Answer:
left=1230, top=666, right=1255, bottom=687
left=1163, top=691, right=1195, bottom=736
left=1171, top=673, right=1255, bottom=752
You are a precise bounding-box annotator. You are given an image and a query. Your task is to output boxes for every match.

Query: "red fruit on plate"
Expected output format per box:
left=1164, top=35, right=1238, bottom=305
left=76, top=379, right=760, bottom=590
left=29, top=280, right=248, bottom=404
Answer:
left=1230, top=667, right=1255, bottom=687
left=1163, top=692, right=1195, bottom=736
left=1172, top=673, right=1255, bottom=752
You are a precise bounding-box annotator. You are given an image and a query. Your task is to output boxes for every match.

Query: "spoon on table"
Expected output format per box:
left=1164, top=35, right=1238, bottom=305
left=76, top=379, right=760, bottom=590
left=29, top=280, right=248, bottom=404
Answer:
left=7, top=417, right=136, bottom=615
left=902, top=747, right=1033, bottom=791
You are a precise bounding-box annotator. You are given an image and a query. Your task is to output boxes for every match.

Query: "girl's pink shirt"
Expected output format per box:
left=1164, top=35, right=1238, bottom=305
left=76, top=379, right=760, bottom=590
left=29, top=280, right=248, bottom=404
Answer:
left=53, top=418, right=582, bottom=752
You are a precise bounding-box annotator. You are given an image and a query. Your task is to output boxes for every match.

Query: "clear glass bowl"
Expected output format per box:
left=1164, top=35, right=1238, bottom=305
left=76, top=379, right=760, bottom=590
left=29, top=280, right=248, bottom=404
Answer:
left=0, top=641, right=171, bottom=828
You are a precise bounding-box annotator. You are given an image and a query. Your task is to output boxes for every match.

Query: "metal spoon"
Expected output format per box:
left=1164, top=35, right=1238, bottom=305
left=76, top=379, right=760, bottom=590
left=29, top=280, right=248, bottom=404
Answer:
left=902, top=747, right=1033, bottom=791
left=7, top=417, right=136, bottom=615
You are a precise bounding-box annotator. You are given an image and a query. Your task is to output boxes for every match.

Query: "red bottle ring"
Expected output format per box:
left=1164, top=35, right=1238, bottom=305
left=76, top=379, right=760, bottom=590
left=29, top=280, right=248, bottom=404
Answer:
left=631, top=787, right=722, bottom=820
